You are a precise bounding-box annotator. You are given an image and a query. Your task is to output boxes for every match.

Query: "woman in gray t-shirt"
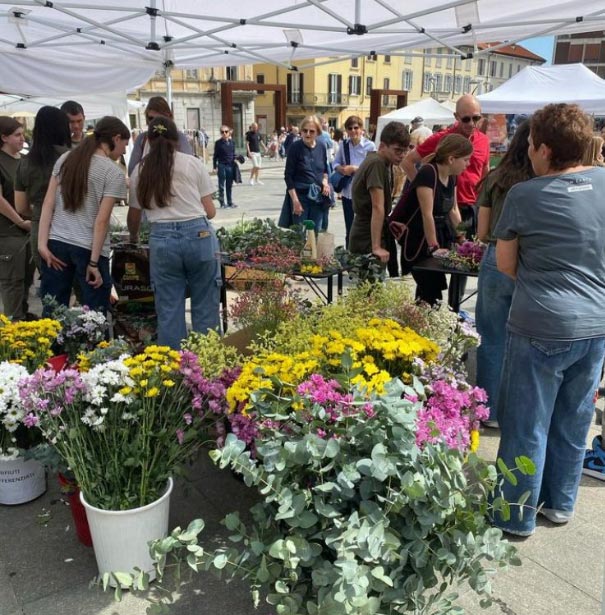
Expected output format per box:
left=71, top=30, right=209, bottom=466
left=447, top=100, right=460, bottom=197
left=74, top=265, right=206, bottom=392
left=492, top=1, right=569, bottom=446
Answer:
left=491, top=103, right=605, bottom=537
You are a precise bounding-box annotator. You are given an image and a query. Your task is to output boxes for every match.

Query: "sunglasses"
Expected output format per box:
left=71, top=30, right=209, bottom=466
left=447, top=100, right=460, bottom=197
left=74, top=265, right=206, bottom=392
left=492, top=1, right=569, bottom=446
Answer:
left=221, top=130, right=230, bottom=133
left=460, top=115, right=482, bottom=124
left=347, top=125, right=361, bottom=130
left=301, top=128, right=316, bottom=134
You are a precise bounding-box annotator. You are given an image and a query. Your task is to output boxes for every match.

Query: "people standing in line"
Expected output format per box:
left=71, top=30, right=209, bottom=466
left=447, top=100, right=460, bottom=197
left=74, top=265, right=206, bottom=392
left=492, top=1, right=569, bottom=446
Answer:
left=409, top=116, right=432, bottom=148
left=127, top=96, right=193, bottom=175
left=279, top=116, right=330, bottom=232
left=37, top=117, right=130, bottom=314
left=15, top=106, right=72, bottom=272
left=60, top=100, right=86, bottom=147
left=332, top=115, right=377, bottom=248
left=475, top=120, right=533, bottom=428
left=391, top=135, right=471, bottom=305
left=127, top=117, right=220, bottom=350
left=348, top=121, right=410, bottom=264
left=492, top=104, right=605, bottom=537
left=246, top=122, right=267, bottom=185
left=0, top=117, right=35, bottom=321
left=213, top=125, right=237, bottom=209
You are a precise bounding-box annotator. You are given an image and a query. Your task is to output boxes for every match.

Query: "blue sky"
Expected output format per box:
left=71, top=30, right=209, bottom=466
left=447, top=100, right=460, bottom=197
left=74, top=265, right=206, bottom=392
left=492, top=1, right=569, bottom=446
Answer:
left=519, top=36, right=555, bottom=64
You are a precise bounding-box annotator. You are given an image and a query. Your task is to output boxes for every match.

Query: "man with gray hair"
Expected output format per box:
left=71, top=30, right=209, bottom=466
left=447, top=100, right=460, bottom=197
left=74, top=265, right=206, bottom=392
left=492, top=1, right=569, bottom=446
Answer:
left=409, top=116, right=432, bottom=147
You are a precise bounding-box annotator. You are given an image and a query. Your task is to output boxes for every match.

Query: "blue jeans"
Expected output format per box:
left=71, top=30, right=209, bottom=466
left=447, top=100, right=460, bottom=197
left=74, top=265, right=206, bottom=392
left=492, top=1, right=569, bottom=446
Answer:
left=292, top=193, right=325, bottom=232
left=475, top=243, right=515, bottom=420
left=342, top=196, right=354, bottom=249
left=217, top=162, right=234, bottom=206
left=40, top=240, right=111, bottom=314
left=493, top=331, right=605, bottom=534
left=149, top=218, right=220, bottom=349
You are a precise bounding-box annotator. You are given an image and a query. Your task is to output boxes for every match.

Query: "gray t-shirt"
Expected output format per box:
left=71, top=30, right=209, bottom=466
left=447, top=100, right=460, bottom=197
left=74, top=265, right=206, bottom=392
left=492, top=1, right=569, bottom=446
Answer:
left=50, top=153, right=127, bottom=258
left=495, top=167, right=605, bottom=340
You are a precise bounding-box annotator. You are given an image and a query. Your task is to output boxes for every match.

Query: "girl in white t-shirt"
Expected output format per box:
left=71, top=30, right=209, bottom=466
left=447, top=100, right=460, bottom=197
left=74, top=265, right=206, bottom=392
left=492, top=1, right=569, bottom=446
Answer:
left=127, top=116, right=219, bottom=349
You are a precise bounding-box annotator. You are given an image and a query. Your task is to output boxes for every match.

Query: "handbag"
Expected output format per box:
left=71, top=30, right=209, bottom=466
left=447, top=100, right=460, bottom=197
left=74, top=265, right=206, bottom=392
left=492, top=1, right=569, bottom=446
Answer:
left=388, top=164, right=438, bottom=262
left=329, top=140, right=351, bottom=192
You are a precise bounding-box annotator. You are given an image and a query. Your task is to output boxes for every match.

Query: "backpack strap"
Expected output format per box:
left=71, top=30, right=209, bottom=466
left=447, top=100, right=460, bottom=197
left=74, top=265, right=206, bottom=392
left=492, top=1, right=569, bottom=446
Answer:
left=344, top=139, right=351, bottom=165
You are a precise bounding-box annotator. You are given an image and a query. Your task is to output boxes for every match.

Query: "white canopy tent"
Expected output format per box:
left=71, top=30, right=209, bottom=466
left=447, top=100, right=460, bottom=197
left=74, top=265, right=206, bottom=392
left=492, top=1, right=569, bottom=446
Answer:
left=477, top=64, right=605, bottom=114
left=0, top=2, right=604, bottom=99
left=375, top=98, right=455, bottom=143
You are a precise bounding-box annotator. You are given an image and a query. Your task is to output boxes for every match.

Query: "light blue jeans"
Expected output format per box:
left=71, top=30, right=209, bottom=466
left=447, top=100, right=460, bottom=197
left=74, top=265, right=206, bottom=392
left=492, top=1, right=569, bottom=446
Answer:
left=149, top=217, right=221, bottom=349
left=493, top=331, right=605, bottom=534
left=475, top=243, right=515, bottom=420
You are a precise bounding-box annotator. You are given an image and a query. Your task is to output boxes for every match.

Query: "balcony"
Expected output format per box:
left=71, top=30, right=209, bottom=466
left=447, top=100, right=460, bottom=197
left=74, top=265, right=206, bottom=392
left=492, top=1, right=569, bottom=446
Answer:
left=287, top=93, right=350, bottom=107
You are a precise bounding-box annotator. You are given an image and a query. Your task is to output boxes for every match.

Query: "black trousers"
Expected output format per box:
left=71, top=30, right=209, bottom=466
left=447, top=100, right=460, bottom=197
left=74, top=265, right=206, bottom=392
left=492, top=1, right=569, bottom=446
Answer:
left=448, top=204, right=476, bottom=308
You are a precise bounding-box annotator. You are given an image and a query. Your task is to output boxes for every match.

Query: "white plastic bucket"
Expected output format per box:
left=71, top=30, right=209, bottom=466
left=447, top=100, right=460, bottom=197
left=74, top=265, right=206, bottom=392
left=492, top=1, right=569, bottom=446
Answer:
left=0, top=456, right=47, bottom=505
left=81, top=478, right=173, bottom=584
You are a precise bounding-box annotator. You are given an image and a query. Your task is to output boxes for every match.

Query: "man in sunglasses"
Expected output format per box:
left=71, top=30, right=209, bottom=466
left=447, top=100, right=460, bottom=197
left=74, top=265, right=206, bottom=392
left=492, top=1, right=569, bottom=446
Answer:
left=402, top=94, right=489, bottom=239
left=213, top=125, right=237, bottom=208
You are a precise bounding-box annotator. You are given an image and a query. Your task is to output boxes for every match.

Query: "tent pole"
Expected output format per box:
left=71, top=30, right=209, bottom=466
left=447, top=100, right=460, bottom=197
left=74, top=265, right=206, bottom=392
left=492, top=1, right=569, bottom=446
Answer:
left=166, top=65, right=173, bottom=109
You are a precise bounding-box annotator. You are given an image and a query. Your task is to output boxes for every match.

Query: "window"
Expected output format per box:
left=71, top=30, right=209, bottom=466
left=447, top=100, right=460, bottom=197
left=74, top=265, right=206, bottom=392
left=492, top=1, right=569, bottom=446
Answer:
left=477, top=59, right=485, bottom=75
left=256, top=73, right=265, bottom=95
left=446, top=54, right=453, bottom=69
left=435, top=47, right=443, bottom=68
left=499, top=62, right=504, bottom=78
left=434, top=73, right=443, bottom=92
left=402, top=70, right=413, bottom=91
left=517, top=64, right=522, bottom=73
left=463, top=76, right=471, bottom=92
left=490, top=60, right=497, bottom=77
left=404, top=51, right=413, bottom=65
left=348, top=75, right=362, bottom=95
left=366, top=76, right=373, bottom=96
left=287, top=72, right=303, bottom=104
left=444, top=74, right=452, bottom=92
left=367, top=53, right=377, bottom=61
left=186, top=108, right=200, bottom=130
left=454, top=75, right=462, bottom=93
left=384, top=54, right=391, bottom=63
left=185, top=69, right=198, bottom=80
left=351, top=57, right=359, bottom=68
left=226, top=66, right=238, bottom=81
left=508, top=63, right=513, bottom=78
left=423, top=72, right=432, bottom=93
left=328, top=73, right=342, bottom=104
left=382, top=78, right=390, bottom=105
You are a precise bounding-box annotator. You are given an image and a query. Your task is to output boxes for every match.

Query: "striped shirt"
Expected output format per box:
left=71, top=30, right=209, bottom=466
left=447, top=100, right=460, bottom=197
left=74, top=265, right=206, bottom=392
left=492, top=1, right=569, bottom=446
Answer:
left=49, top=153, right=127, bottom=257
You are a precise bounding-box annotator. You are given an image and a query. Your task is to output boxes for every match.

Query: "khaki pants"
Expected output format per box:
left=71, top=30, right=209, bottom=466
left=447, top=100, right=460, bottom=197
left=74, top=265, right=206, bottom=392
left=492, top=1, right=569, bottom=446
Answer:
left=0, top=234, right=35, bottom=320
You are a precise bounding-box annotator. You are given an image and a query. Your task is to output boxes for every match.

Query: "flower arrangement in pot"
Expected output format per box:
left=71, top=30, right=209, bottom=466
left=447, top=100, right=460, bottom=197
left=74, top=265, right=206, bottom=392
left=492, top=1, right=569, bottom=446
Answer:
left=18, top=344, right=231, bottom=584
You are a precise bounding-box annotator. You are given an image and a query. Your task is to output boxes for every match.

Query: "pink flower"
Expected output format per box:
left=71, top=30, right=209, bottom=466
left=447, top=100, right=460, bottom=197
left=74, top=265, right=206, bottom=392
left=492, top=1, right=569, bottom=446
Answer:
left=176, top=429, right=184, bottom=445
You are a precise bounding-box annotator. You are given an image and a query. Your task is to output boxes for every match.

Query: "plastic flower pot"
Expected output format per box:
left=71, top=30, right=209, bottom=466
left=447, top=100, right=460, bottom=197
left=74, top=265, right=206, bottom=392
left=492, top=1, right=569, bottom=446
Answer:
left=0, top=456, right=46, bottom=505
left=57, top=473, right=92, bottom=547
left=80, top=478, right=173, bottom=586
left=46, top=354, right=69, bottom=372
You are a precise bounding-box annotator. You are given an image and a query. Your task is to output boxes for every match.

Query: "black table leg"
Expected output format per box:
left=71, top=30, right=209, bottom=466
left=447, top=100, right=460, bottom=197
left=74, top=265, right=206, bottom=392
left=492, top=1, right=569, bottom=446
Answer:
left=220, top=263, right=228, bottom=333
left=337, top=271, right=343, bottom=296
left=327, top=275, right=333, bottom=304
left=448, top=274, right=461, bottom=313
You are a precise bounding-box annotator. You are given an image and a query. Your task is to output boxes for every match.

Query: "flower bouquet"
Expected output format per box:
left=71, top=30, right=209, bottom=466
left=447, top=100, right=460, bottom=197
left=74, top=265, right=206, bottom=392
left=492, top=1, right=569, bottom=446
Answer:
left=435, top=240, right=485, bottom=272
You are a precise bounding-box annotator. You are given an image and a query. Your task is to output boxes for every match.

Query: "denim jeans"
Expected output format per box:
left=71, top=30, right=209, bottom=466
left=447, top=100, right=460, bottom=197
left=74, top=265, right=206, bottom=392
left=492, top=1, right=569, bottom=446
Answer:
left=292, top=193, right=325, bottom=232
left=217, top=162, right=234, bottom=206
left=493, top=331, right=605, bottom=534
left=149, top=217, right=220, bottom=349
left=40, top=240, right=111, bottom=314
left=475, top=243, right=515, bottom=420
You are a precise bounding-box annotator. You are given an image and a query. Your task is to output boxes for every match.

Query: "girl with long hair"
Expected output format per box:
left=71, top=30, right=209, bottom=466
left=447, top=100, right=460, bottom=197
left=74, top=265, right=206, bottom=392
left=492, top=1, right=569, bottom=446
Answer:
left=15, top=106, right=71, bottom=270
left=0, top=116, right=36, bottom=321
left=391, top=133, right=472, bottom=305
left=38, top=116, right=130, bottom=312
left=475, top=120, right=534, bottom=427
left=127, top=116, right=219, bottom=349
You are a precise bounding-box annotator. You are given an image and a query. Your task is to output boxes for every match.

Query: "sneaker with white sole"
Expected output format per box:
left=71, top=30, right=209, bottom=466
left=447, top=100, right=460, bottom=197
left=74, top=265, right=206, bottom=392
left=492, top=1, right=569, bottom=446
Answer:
left=255, top=180, right=264, bottom=185
left=248, top=179, right=255, bottom=186
left=538, top=507, right=573, bottom=524
left=583, top=444, right=605, bottom=481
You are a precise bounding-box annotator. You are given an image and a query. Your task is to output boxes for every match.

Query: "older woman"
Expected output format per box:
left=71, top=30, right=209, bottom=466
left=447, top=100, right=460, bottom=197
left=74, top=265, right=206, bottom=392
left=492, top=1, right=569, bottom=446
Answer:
left=493, top=104, right=605, bottom=536
left=279, top=115, right=330, bottom=232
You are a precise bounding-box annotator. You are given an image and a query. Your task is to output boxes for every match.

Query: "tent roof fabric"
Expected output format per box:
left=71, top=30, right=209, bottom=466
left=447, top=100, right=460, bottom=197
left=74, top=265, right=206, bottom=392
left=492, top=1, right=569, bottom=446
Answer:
left=477, top=63, right=605, bottom=114
left=0, top=2, right=604, bottom=96
left=380, top=98, right=455, bottom=125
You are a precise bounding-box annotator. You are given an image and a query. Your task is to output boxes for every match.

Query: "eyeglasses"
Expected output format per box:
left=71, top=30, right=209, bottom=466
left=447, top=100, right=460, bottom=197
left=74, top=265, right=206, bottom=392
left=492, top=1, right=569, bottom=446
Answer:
left=301, top=128, right=316, bottom=134
left=221, top=130, right=230, bottom=133
left=460, top=115, right=482, bottom=124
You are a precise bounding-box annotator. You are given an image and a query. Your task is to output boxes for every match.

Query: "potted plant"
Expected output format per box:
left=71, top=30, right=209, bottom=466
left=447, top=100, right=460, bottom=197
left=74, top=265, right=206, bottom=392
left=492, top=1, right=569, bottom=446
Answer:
left=19, top=345, right=231, bottom=584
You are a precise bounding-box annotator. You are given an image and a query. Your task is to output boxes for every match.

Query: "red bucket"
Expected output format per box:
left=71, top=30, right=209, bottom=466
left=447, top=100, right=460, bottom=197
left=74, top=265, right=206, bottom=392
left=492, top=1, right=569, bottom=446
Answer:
left=58, top=473, right=92, bottom=547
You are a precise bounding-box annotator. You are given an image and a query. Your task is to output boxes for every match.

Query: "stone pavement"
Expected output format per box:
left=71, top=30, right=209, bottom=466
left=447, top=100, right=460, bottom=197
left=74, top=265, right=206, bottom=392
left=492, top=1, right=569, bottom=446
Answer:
left=1, top=158, right=604, bottom=615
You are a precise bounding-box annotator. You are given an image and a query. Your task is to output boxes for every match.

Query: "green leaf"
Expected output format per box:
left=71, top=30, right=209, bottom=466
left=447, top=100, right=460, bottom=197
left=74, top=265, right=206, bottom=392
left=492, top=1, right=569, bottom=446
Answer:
left=112, top=572, right=133, bottom=588
left=224, top=512, right=241, bottom=531
left=497, top=458, right=518, bottom=486
left=514, top=456, right=536, bottom=476
left=213, top=553, right=228, bottom=569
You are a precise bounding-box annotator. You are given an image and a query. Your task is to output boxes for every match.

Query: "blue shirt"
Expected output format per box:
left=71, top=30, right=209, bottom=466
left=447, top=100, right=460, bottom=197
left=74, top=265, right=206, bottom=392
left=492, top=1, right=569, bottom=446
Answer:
left=213, top=138, right=235, bottom=168
left=495, top=167, right=605, bottom=340
left=333, top=137, right=377, bottom=199
left=284, top=139, right=329, bottom=191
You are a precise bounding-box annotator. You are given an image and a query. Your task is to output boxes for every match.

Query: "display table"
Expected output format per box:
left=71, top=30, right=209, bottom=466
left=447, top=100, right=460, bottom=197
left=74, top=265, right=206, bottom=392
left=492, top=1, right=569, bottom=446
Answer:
left=412, top=257, right=479, bottom=313
left=220, top=259, right=344, bottom=333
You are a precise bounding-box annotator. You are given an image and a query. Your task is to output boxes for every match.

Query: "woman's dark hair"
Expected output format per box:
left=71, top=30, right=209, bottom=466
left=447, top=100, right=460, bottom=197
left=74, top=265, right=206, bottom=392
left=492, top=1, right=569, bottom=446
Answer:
left=428, top=133, right=473, bottom=164
left=0, top=116, right=22, bottom=139
left=136, top=116, right=178, bottom=210
left=531, top=103, right=593, bottom=170
left=60, top=116, right=130, bottom=212
left=486, top=120, right=533, bottom=196
left=145, top=96, right=173, bottom=122
left=28, top=106, right=71, bottom=169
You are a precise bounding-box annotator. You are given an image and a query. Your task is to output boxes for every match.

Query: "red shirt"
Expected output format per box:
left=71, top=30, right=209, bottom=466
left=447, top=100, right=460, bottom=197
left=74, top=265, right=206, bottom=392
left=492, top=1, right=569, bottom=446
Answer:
left=414, top=125, right=490, bottom=205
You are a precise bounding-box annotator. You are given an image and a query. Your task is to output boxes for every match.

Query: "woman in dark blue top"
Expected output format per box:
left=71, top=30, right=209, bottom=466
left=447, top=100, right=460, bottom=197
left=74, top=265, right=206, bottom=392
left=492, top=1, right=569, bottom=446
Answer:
left=280, top=115, right=329, bottom=231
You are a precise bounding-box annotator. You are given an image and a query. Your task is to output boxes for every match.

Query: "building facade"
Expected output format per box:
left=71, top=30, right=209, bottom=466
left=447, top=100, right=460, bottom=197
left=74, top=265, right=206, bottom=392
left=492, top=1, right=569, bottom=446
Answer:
left=554, top=32, right=605, bottom=78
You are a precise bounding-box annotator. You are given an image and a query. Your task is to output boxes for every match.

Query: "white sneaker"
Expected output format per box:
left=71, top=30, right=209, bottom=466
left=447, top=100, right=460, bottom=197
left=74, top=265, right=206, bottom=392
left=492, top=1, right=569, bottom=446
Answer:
left=256, top=180, right=264, bottom=185
left=538, top=507, right=573, bottom=524
left=248, top=179, right=255, bottom=185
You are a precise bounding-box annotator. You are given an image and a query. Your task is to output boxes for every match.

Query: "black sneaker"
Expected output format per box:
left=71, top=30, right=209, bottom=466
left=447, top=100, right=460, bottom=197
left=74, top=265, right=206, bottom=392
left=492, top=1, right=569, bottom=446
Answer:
left=583, top=449, right=605, bottom=481
left=229, top=204, right=238, bottom=208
